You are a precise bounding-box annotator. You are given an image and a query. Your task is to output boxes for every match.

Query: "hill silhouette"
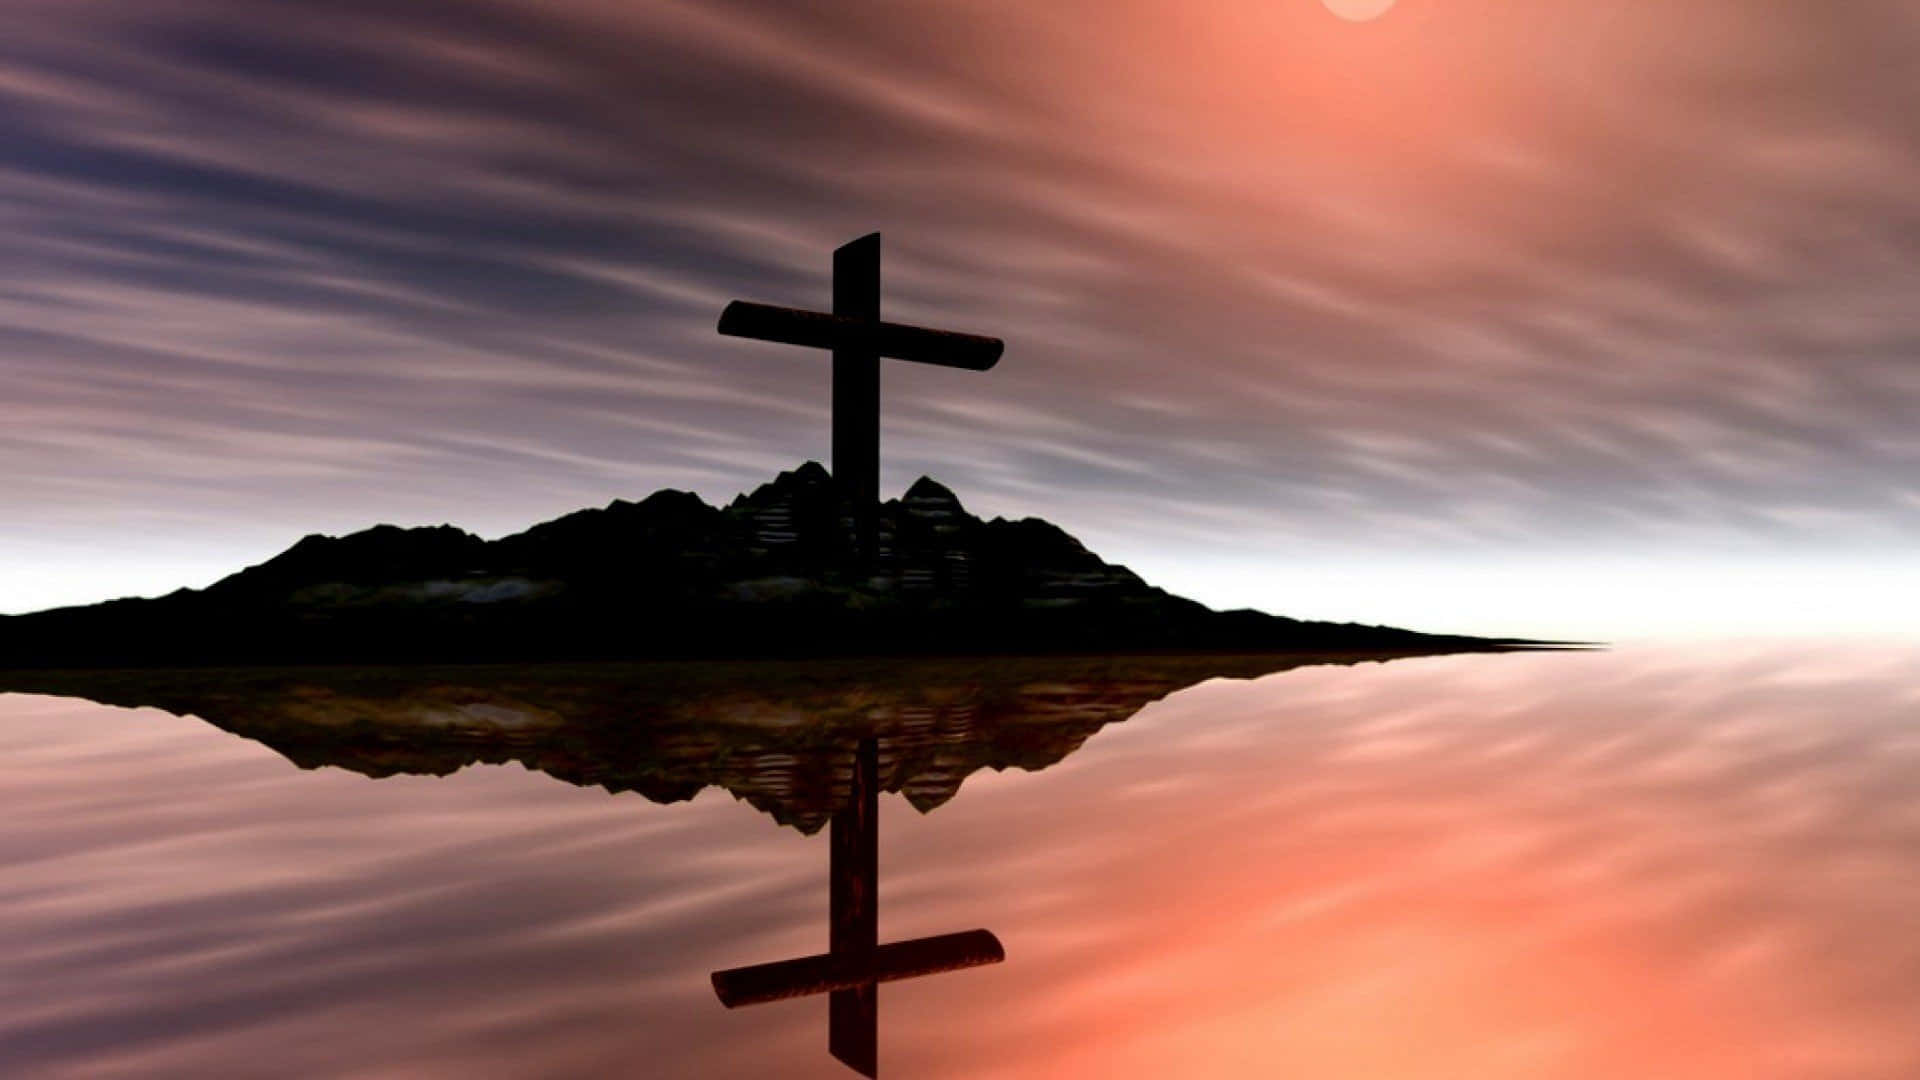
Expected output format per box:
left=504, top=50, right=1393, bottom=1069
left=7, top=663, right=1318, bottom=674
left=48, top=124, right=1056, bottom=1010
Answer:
left=0, top=463, right=1534, bottom=667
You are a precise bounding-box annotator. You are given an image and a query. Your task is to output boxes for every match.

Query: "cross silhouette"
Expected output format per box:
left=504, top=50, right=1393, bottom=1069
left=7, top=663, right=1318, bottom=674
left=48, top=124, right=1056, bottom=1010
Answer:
left=718, top=233, right=1004, bottom=556
left=710, top=737, right=1004, bottom=1077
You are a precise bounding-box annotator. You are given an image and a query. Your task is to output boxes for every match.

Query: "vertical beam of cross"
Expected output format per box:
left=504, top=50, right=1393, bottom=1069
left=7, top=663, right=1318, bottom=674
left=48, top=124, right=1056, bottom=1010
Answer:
left=828, top=736, right=880, bottom=1074
left=832, top=235, right=882, bottom=558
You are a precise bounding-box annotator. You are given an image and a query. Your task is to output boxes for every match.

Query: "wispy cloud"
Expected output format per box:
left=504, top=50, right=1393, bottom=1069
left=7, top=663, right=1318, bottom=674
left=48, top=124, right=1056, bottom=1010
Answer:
left=1, top=0, right=1916, bottom=617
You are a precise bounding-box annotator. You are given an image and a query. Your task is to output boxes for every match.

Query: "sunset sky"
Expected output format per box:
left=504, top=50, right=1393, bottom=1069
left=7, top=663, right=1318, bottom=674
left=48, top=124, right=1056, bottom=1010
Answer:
left=2, top=0, right=1915, bottom=638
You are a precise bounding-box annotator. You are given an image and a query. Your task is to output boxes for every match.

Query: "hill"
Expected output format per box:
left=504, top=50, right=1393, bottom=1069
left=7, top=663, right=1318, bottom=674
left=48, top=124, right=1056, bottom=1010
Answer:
left=0, top=463, right=1531, bottom=667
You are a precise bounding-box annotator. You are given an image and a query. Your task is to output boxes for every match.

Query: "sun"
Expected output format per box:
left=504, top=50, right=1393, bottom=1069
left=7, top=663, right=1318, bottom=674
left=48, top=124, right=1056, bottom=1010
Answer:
left=1323, top=0, right=1396, bottom=21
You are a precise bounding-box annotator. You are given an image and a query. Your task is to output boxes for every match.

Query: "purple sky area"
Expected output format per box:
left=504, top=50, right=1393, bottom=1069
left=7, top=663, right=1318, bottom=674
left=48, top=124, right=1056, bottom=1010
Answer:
left=2, top=1, right=1916, bottom=637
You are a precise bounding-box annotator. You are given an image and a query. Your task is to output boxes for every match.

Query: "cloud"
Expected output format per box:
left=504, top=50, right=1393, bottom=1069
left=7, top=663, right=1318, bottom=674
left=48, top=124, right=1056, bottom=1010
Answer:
left=0, top=0, right=1915, bottom=615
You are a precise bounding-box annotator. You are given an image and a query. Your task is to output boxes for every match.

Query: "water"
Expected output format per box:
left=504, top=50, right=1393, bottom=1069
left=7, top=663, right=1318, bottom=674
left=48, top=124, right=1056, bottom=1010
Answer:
left=2, top=641, right=1918, bottom=1078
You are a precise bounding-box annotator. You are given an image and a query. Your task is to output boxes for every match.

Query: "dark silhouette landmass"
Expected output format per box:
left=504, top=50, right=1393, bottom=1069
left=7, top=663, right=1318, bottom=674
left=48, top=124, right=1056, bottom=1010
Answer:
left=0, top=463, right=1541, bottom=668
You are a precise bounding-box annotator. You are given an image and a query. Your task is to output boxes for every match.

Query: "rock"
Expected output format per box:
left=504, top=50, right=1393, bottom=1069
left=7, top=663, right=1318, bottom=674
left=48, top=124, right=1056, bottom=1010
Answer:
left=0, top=464, right=1528, bottom=667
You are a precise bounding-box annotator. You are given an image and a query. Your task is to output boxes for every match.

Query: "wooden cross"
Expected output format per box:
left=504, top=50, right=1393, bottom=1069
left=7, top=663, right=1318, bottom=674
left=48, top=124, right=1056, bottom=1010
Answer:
left=710, top=738, right=1005, bottom=1077
left=718, top=233, right=1004, bottom=556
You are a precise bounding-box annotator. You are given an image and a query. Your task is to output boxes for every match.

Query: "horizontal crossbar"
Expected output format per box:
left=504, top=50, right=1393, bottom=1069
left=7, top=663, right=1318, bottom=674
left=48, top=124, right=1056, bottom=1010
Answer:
left=710, top=928, right=1005, bottom=1007
left=718, top=301, right=1003, bottom=371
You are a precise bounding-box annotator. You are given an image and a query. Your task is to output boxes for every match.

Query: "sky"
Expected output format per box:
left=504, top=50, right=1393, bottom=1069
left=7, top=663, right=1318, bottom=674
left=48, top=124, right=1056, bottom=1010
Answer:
left=1, top=0, right=1916, bottom=639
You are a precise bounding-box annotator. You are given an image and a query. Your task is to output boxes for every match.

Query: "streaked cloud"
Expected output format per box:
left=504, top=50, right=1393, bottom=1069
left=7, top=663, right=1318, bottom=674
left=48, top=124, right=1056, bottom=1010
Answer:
left=1, top=0, right=1915, bottom=626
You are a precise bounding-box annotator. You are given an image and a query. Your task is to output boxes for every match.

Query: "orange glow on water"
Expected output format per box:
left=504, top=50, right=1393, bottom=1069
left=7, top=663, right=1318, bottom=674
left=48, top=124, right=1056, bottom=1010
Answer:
left=5, top=643, right=1920, bottom=1075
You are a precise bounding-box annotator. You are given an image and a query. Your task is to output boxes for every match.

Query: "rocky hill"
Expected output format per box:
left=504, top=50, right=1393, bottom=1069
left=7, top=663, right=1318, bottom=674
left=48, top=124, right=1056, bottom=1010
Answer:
left=0, top=463, right=1529, bottom=667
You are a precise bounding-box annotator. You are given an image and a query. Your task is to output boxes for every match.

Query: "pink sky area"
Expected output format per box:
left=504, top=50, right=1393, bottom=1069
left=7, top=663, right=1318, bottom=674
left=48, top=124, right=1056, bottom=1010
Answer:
left=1, top=1, right=1915, bottom=637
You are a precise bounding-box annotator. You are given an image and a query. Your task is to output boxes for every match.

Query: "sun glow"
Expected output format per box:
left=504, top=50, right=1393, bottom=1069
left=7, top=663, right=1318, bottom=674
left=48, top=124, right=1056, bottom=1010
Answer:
left=1323, top=0, right=1396, bottom=21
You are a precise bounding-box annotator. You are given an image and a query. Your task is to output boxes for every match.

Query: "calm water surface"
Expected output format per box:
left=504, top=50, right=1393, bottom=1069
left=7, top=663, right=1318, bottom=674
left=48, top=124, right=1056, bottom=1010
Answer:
left=3, top=641, right=1919, bottom=1078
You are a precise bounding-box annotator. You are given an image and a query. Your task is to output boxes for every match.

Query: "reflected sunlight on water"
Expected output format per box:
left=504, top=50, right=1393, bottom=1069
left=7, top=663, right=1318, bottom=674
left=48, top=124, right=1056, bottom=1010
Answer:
left=2, top=641, right=1918, bottom=1077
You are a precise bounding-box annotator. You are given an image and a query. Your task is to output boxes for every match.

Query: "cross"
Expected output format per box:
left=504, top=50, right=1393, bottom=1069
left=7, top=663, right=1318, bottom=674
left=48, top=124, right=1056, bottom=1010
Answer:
left=718, top=233, right=1004, bottom=557
left=710, top=737, right=1005, bottom=1077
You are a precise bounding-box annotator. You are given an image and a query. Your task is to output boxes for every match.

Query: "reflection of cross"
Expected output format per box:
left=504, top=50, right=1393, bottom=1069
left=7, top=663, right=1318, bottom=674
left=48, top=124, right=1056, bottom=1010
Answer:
left=710, top=738, right=1004, bottom=1077
left=718, top=234, right=1004, bottom=557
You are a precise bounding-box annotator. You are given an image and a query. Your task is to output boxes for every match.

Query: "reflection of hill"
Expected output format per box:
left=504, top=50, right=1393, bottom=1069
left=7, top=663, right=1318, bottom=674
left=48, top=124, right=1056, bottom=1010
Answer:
left=4, top=652, right=1459, bottom=831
